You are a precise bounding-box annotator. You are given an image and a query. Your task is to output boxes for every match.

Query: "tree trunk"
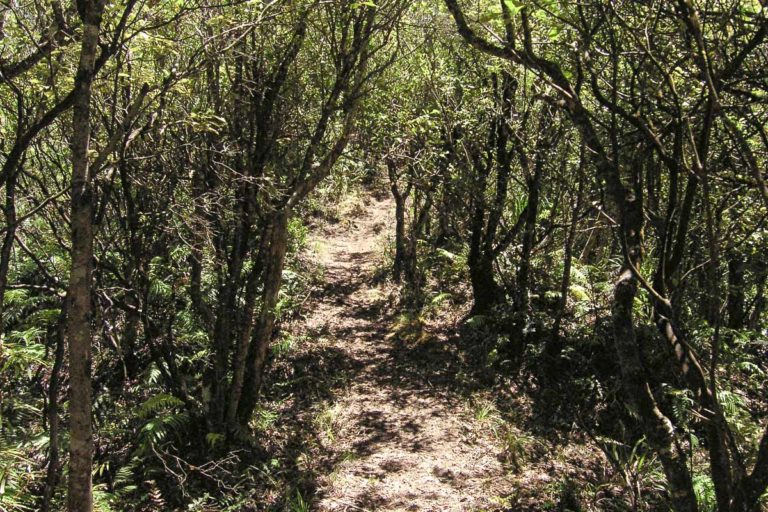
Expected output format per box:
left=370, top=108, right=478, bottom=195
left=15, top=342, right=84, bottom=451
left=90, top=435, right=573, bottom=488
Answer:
left=207, top=278, right=237, bottom=430
left=467, top=186, right=501, bottom=316
left=509, top=168, right=541, bottom=357
left=403, top=231, right=419, bottom=298
left=393, top=191, right=406, bottom=283
left=468, top=253, right=500, bottom=316
left=749, top=260, right=766, bottom=329
left=237, top=210, right=289, bottom=424
left=613, top=269, right=697, bottom=512
left=226, top=229, right=269, bottom=436
left=208, top=179, right=257, bottom=430
left=0, top=171, right=18, bottom=326
left=731, top=427, right=768, bottom=511
left=387, top=158, right=409, bottom=284
left=66, top=1, right=104, bottom=509
left=42, top=306, right=67, bottom=512
left=618, top=166, right=700, bottom=511
left=727, top=253, right=746, bottom=329
left=435, top=185, right=453, bottom=246
left=545, top=176, right=583, bottom=367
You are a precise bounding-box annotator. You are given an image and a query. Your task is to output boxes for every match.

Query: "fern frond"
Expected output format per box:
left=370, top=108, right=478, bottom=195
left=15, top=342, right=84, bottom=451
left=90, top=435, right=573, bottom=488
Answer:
left=137, top=393, right=184, bottom=419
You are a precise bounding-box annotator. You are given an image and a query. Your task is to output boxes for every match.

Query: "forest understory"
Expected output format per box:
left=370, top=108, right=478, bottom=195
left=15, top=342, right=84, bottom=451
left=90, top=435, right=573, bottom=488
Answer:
left=2, top=0, right=768, bottom=511
left=235, top=188, right=644, bottom=512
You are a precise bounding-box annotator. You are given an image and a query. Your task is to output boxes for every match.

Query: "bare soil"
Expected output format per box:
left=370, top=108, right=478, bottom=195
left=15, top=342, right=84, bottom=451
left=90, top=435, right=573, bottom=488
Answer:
left=293, top=193, right=514, bottom=511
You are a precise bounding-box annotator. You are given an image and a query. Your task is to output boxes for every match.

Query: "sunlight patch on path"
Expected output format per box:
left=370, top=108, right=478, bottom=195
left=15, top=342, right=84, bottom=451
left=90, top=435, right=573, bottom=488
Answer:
left=300, top=193, right=511, bottom=511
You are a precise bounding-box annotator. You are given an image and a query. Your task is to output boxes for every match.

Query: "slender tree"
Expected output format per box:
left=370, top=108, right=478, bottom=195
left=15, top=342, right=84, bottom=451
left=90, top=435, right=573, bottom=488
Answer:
left=65, top=0, right=106, bottom=507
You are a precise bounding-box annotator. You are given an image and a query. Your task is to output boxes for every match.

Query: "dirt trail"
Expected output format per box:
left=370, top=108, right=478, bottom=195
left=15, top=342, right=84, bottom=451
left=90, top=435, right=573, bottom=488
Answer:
left=299, top=194, right=511, bottom=511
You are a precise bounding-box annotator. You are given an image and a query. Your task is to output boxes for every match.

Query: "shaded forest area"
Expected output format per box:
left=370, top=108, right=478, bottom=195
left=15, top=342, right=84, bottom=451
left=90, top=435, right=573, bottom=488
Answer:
left=1, top=0, right=767, bottom=510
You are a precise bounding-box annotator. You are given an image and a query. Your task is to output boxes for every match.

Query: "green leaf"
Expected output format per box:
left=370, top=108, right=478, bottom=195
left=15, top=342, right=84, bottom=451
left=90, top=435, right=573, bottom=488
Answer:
left=206, top=432, right=224, bottom=448
left=503, top=0, right=525, bottom=15
left=436, top=248, right=457, bottom=261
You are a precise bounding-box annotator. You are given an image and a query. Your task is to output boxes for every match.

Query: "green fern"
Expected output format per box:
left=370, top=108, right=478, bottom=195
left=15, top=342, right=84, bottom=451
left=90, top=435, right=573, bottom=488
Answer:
left=1, top=341, right=47, bottom=376
left=1, top=289, right=48, bottom=325
left=137, top=412, right=191, bottom=453
left=137, top=394, right=185, bottom=418
left=717, top=388, right=746, bottom=420
left=149, top=278, right=173, bottom=299
left=143, top=365, right=163, bottom=386
left=23, top=308, right=61, bottom=327
left=692, top=473, right=716, bottom=512
left=206, top=432, right=225, bottom=448
left=0, top=436, right=39, bottom=511
left=2, top=289, right=30, bottom=305
left=134, top=394, right=189, bottom=455
left=663, top=384, right=694, bottom=429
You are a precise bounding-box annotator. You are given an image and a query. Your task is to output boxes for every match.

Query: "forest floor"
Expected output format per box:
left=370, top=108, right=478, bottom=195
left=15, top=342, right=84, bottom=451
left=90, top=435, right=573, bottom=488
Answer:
left=291, top=192, right=514, bottom=511
left=259, top=189, right=617, bottom=511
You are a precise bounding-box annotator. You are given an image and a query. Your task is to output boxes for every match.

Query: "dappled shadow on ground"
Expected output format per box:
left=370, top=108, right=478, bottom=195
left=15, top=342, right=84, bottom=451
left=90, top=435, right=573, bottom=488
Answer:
left=258, top=267, right=624, bottom=511
left=417, top=311, right=653, bottom=510
left=254, top=192, right=627, bottom=511
left=251, top=194, right=515, bottom=511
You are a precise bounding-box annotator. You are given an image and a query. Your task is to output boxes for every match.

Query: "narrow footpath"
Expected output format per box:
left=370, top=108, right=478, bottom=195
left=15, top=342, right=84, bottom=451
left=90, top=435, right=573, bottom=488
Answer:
left=295, top=194, right=512, bottom=511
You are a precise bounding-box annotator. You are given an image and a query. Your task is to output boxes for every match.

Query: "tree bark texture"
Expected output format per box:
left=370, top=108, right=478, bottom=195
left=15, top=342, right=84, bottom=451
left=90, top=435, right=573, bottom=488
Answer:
left=66, top=0, right=105, bottom=509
